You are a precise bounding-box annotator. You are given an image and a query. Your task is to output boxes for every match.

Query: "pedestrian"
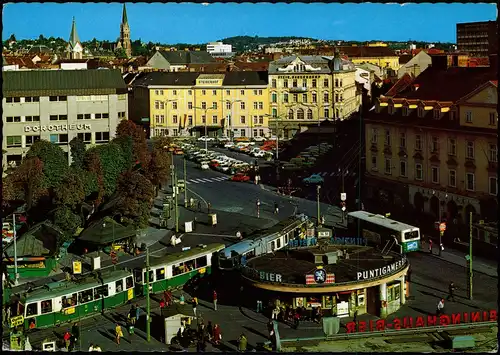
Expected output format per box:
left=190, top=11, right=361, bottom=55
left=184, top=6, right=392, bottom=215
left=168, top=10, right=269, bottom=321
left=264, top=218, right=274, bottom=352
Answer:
left=63, top=330, right=72, bottom=350
left=207, top=202, right=212, bottom=214
left=236, top=230, right=242, bottom=240
left=436, top=298, right=445, bottom=316
left=192, top=296, right=198, bottom=318
left=206, top=321, right=213, bottom=341
left=213, top=290, right=218, bottom=311
left=212, top=324, right=222, bottom=345
left=353, top=309, right=358, bottom=323
left=428, top=238, right=433, bottom=254
left=447, top=282, right=456, bottom=302
left=71, top=322, right=79, bottom=350
left=238, top=333, right=248, bottom=352
left=24, top=336, right=32, bottom=351
left=135, top=303, right=141, bottom=322
left=256, top=300, right=262, bottom=313
left=115, top=323, right=123, bottom=345
left=274, top=202, right=279, bottom=214
left=160, top=298, right=166, bottom=316
left=198, top=201, right=202, bottom=212
left=179, top=293, right=185, bottom=305
left=293, top=310, right=300, bottom=329
left=321, top=215, right=325, bottom=225
left=130, top=304, right=136, bottom=325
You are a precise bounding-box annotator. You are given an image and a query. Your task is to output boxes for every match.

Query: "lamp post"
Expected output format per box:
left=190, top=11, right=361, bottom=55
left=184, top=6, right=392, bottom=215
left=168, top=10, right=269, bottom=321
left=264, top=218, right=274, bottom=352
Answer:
left=194, top=106, right=214, bottom=152
left=162, top=99, right=178, bottom=138
left=12, top=214, right=19, bottom=286
left=316, top=185, right=321, bottom=226
left=224, top=99, right=243, bottom=142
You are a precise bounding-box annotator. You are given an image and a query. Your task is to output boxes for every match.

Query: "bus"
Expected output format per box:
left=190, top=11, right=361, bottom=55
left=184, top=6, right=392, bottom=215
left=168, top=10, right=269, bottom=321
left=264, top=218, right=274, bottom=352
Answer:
left=347, top=211, right=420, bottom=253
left=134, top=243, right=225, bottom=295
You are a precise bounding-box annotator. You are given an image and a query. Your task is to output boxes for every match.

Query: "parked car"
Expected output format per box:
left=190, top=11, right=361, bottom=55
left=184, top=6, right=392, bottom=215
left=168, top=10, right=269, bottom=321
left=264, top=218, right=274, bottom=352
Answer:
left=200, top=162, right=210, bottom=170
left=252, top=136, right=266, bottom=142
left=253, top=150, right=266, bottom=158
left=303, top=174, right=324, bottom=184
left=231, top=173, right=250, bottom=182
left=173, top=149, right=184, bottom=155
left=198, top=136, right=215, bottom=142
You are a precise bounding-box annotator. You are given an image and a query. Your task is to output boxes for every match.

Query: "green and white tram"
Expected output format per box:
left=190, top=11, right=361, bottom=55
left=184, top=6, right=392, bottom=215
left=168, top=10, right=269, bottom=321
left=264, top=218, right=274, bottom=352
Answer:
left=134, top=243, right=225, bottom=295
left=21, top=270, right=134, bottom=330
left=347, top=210, right=421, bottom=253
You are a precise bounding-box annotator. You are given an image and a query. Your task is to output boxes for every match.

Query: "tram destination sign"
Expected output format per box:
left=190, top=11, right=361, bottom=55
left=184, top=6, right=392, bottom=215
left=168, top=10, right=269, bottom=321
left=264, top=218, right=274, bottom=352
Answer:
left=357, top=256, right=407, bottom=281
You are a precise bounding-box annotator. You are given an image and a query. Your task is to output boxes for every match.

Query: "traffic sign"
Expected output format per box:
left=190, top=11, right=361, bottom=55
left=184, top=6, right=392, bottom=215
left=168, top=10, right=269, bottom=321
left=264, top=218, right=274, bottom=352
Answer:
left=341, top=206, right=346, bottom=211
left=340, top=193, right=347, bottom=201
left=439, top=222, right=446, bottom=232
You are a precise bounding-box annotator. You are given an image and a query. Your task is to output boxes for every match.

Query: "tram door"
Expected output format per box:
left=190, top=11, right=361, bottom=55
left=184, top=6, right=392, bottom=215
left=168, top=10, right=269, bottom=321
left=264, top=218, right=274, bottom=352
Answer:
left=365, top=286, right=380, bottom=316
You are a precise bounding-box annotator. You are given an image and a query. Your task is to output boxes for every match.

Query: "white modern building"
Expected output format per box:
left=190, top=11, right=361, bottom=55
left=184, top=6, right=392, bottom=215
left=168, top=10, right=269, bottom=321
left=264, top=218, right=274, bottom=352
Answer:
left=206, top=42, right=232, bottom=54
left=2, top=69, right=128, bottom=169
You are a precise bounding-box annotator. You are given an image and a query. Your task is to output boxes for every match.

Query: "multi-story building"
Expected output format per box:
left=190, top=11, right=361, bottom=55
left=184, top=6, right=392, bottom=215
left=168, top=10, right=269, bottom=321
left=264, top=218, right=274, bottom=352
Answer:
left=268, top=52, right=361, bottom=139
left=131, top=71, right=270, bottom=139
left=2, top=69, right=128, bottom=169
left=338, top=46, right=401, bottom=76
left=206, top=42, right=234, bottom=58
left=145, top=50, right=216, bottom=72
left=457, top=21, right=498, bottom=57
left=364, top=60, right=497, bottom=227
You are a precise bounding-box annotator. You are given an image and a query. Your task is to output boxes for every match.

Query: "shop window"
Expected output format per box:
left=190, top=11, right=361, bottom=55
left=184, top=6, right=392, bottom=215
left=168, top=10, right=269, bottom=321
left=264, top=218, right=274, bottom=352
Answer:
left=115, top=280, right=123, bottom=293
left=357, top=291, right=365, bottom=306
left=306, top=296, right=322, bottom=308
left=26, top=303, right=38, bottom=317
left=295, top=297, right=305, bottom=308
left=62, top=293, right=77, bottom=308
left=156, top=267, right=166, bottom=281
left=94, top=285, right=109, bottom=299
left=79, top=289, right=94, bottom=304
left=41, top=299, right=52, bottom=314
left=195, top=256, right=208, bottom=268
left=323, top=295, right=334, bottom=309
left=126, top=276, right=133, bottom=289
left=387, top=283, right=401, bottom=303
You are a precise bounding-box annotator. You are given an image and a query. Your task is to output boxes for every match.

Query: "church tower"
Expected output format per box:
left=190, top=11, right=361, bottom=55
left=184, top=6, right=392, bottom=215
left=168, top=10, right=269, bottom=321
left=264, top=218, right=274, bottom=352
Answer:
left=66, top=17, right=83, bottom=59
left=116, top=4, right=132, bottom=57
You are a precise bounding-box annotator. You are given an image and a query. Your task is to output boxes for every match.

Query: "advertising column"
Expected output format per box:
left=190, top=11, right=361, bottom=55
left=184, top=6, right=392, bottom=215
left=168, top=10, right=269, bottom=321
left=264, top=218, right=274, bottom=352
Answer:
left=379, top=283, right=387, bottom=318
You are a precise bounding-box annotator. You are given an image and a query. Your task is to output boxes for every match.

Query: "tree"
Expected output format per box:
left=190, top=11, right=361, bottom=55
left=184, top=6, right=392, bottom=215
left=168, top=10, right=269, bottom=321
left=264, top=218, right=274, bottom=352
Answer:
left=54, top=206, right=83, bottom=238
left=116, top=120, right=151, bottom=169
left=114, top=47, right=127, bottom=59
left=11, top=157, right=47, bottom=211
left=26, top=140, right=68, bottom=190
left=147, top=137, right=172, bottom=190
left=54, top=170, right=86, bottom=208
left=94, top=143, right=127, bottom=196
left=83, top=150, right=105, bottom=206
left=112, top=135, right=134, bottom=171
left=69, top=137, right=86, bottom=169
left=116, top=171, right=154, bottom=228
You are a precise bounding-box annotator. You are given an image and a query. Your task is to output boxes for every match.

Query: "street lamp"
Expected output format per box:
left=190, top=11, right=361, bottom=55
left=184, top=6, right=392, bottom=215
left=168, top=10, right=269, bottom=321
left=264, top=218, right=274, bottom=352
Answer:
left=193, top=106, right=214, bottom=151
left=224, top=99, right=243, bottom=142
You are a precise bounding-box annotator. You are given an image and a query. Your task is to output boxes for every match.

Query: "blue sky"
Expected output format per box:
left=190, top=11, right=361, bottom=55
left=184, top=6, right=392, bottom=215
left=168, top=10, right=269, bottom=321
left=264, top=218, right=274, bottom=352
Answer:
left=3, top=3, right=497, bottom=44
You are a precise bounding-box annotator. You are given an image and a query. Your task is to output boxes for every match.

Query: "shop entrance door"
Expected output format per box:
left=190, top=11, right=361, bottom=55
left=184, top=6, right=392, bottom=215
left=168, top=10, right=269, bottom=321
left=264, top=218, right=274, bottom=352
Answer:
left=366, top=286, right=380, bottom=316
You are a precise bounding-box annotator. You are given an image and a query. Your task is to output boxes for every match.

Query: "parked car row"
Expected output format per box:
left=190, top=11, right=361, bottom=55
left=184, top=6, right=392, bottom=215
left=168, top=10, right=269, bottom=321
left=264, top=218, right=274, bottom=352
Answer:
left=280, top=142, right=334, bottom=173
left=223, top=141, right=275, bottom=160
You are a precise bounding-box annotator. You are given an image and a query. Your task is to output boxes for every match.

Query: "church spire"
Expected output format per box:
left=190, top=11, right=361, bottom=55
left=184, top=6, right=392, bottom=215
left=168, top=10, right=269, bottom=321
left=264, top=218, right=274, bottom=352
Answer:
left=69, top=17, right=80, bottom=46
left=122, top=4, right=128, bottom=25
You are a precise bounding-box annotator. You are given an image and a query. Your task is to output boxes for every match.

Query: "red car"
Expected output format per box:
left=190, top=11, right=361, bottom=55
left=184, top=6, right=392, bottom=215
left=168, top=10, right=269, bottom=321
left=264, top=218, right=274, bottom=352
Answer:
left=231, top=173, right=250, bottom=182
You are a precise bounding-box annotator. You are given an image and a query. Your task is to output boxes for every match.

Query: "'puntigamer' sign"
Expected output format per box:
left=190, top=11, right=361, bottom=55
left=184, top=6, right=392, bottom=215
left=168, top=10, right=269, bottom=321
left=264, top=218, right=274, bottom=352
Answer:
left=357, top=256, right=407, bottom=281
left=24, top=124, right=91, bottom=132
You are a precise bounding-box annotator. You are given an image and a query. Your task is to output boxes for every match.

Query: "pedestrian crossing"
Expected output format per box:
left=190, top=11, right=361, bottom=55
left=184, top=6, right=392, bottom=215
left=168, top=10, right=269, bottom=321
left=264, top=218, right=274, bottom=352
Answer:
left=186, top=176, right=229, bottom=184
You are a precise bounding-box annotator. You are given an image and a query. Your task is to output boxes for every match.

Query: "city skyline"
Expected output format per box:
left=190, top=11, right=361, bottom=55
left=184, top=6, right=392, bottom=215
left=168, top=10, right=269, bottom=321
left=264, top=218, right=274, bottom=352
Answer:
left=3, top=3, right=497, bottom=44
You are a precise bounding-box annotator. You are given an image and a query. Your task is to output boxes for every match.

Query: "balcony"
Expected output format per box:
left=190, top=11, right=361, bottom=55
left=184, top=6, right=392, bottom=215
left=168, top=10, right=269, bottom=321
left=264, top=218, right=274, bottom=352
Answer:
left=289, top=86, right=308, bottom=93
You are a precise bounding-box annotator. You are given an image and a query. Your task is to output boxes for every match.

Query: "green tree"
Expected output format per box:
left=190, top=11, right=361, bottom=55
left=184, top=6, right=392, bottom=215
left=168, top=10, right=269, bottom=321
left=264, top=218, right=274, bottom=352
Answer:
left=26, top=140, right=68, bottom=190
left=11, top=157, right=47, bottom=211
left=112, top=135, right=135, bottom=171
left=94, top=143, right=127, bottom=196
left=54, top=169, right=86, bottom=208
left=54, top=206, right=83, bottom=238
left=115, top=47, right=127, bottom=59
left=116, top=171, right=154, bottom=228
left=83, top=150, right=105, bottom=205
left=147, top=137, right=172, bottom=191
left=116, top=120, right=151, bottom=169
left=69, top=137, right=86, bottom=170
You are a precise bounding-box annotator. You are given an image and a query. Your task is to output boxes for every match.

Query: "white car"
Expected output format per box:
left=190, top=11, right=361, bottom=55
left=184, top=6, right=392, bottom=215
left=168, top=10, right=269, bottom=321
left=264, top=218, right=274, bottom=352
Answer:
left=200, top=162, right=210, bottom=170
left=198, top=136, right=215, bottom=142
left=253, top=150, right=266, bottom=158
left=253, top=136, right=266, bottom=142
left=224, top=142, right=235, bottom=149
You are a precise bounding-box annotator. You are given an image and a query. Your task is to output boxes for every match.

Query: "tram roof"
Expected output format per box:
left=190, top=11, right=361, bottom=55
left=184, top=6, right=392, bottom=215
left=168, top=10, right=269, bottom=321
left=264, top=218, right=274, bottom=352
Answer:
left=347, top=211, right=418, bottom=232
left=244, top=215, right=307, bottom=241
left=147, top=243, right=225, bottom=268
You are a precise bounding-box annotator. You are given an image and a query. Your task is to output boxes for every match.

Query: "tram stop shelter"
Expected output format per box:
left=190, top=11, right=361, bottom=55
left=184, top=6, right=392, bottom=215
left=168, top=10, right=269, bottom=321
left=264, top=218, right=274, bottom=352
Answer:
left=77, top=216, right=138, bottom=249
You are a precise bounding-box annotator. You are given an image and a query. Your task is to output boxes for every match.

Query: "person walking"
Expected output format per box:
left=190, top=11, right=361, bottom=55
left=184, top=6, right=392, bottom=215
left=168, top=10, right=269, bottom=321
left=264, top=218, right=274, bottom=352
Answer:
left=447, top=282, right=456, bottom=302
left=71, top=322, right=79, bottom=350
left=213, top=290, right=218, bottom=311
left=192, top=296, right=199, bottom=318
left=293, top=310, right=300, bottom=330
left=115, top=323, right=124, bottom=345
left=428, top=238, right=433, bottom=254
left=238, top=333, right=248, bottom=352
left=274, top=202, right=279, bottom=214
left=436, top=298, right=445, bottom=316
left=256, top=300, right=263, bottom=313
left=212, top=324, right=222, bottom=345
left=63, top=330, right=72, bottom=350
left=130, top=304, right=137, bottom=325
left=135, top=303, right=141, bottom=323
left=160, top=298, right=166, bottom=317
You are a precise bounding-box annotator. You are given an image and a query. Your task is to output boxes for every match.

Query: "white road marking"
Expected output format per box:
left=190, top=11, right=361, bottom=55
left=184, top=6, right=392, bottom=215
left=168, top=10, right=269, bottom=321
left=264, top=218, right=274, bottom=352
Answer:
left=213, top=176, right=228, bottom=181
left=198, top=178, right=214, bottom=183
left=330, top=172, right=335, bottom=176
left=185, top=181, right=192, bottom=184
left=190, top=179, right=204, bottom=183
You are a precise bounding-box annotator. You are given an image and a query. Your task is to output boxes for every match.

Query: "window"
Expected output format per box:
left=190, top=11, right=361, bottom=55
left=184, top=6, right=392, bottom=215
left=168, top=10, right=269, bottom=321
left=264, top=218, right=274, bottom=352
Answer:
left=258, top=102, right=263, bottom=110
left=292, top=80, right=297, bottom=88
left=159, top=90, right=164, bottom=96
left=253, top=116, right=258, bottom=124
left=212, top=115, right=218, bottom=124
left=272, top=79, right=277, bottom=88
left=415, top=164, right=423, bottom=180
left=62, top=293, right=77, bottom=308
left=84, top=114, right=91, bottom=120
left=210, top=102, right=216, bottom=109
left=225, top=89, right=230, bottom=96
left=323, top=78, right=329, bottom=87
left=50, top=114, right=67, bottom=121
left=307, top=109, right=313, bottom=120
left=384, top=130, right=391, bottom=146
left=384, top=158, right=391, bottom=174
left=79, top=289, right=94, bottom=304
left=173, top=115, right=178, bottom=124
left=172, top=102, right=178, bottom=110
left=240, top=102, right=245, bottom=109
left=465, top=111, right=472, bottom=123
left=489, top=177, right=497, bottom=195
left=95, top=113, right=102, bottom=119
left=371, top=155, right=377, bottom=170
left=302, top=80, right=307, bottom=88
left=431, top=167, right=439, bottom=184
left=188, top=115, right=193, bottom=126
left=400, top=161, right=407, bottom=177
left=195, top=256, right=208, bottom=268
left=212, top=90, right=217, bottom=96
left=259, top=116, right=264, bottom=124
left=293, top=94, right=298, bottom=102
left=201, top=115, right=205, bottom=124
left=311, top=92, right=317, bottom=103
left=448, top=169, right=456, bottom=187
left=302, top=94, right=308, bottom=103
left=402, top=107, right=409, bottom=116
left=447, top=138, right=456, bottom=156
left=240, top=116, right=246, bottom=124
left=95, top=132, right=110, bottom=143
left=253, top=102, right=258, bottom=109
left=188, top=102, right=193, bottom=109
left=283, top=93, right=289, bottom=103
left=418, top=107, right=424, bottom=117
left=431, top=136, right=439, bottom=153
left=154, top=101, right=159, bottom=109
left=6, top=116, right=21, bottom=123
left=201, top=102, right=207, bottom=109
left=94, top=285, right=109, bottom=299
left=126, top=276, right=133, bottom=289
left=26, top=303, right=38, bottom=317
left=312, top=79, right=317, bottom=88
left=24, top=96, right=40, bottom=102
left=399, top=132, right=406, bottom=148
left=49, top=96, right=67, bottom=101
left=25, top=115, right=40, bottom=122
left=288, top=109, right=294, bottom=120
left=240, top=129, right=245, bottom=136
left=155, top=267, right=166, bottom=281
left=201, top=90, right=206, bottom=95
left=283, top=79, right=288, bottom=88
left=433, top=109, right=440, bottom=119
left=77, top=133, right=91, bottom=143
left=253, top=89, right=258, bottom=95
left=272, top=93, right=277, bottom=102
left=489, top=112, right=497, bottom=126
left=297, top=108, right=304, bottom=120
left=143, top=270, right=154, bottom=283
left=26, top=135, right=41, bottom=146
left=226, top=101, right=231, bottom=110
left=323, top=92, right=329, bottom=103
left=371, top=128, right=378, bottom=144
left=115, top=280, right=123, bottom=293
left=272, top=109, right=277, bottom=118
left=323, top=108, right=329, bottom=118
left=335, top=93, right=339, bottom=102
left=41, top=299, right=52, bottom=314
left=188, top=90, right=193, bottom=96
left=466, top=141, right=474, bottom=159
left=240, top=89, right=245, bottom=95
left=466, top=172, right=475, bottom=191
left=173, top=90, right=177, bottom=96
left=159, top=101, right=165, bottom=109
left=489, top=144, right=497, bottom=162
left=415, top=134, right=422, bottom=150
left=118, top=111, right=126, bottom=119
left=7, top=136, right=22, bottom=148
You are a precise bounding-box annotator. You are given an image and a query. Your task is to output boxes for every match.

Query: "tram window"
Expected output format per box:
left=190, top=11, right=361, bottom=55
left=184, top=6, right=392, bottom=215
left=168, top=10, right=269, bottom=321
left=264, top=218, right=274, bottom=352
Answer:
left=135, top=270, right=143, bottom=283
left=62, top=293, right=77, bottom=308
left=173, top=263, right=187, bottom=276
left=26, top=303, right=38, bottom=317
left=144, top=270, right=154, bottom=283
left=115, top=280, right=124, bottom=293
left=285, top=233, right=289, bottom=244
left=156, top=267, right=165, bottom=281
left=277, top=239, right=281, bottom=248
left=195, top=256, right=207, bottom=268
left=94, top=285, right=109, bottom=299
left=79, top=289, right=94, bottom=304
left=41, top=299, right=52, bottom=314
left=126, top=276, right=133, bottom=289
left=185, top=260, right=195, bottom=271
